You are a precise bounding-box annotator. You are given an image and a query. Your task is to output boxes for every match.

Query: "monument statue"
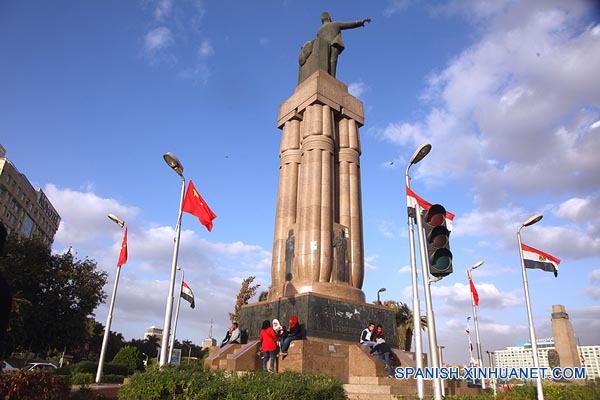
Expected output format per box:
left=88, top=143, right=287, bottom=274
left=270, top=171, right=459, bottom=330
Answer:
left=298, top=12, right=371, bottom=83
left=333, top=228, right=348, bottom=283
left=548, top=349, right=560, bottom=369
left=285, top=229, right=295, bottom=281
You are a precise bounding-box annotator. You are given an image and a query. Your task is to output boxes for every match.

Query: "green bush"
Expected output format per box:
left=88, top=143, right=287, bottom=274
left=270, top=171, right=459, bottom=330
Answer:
left=72, top=361, right=99, bottom=374
left=112, top=345, right=144, bottom=375
left=102, top=374, right=125, bottom=384
left=71, top=372, right=95, bottom=385
left=0, top=370, right=70, bottom=400
left=118, top=363, right=346, bottom=400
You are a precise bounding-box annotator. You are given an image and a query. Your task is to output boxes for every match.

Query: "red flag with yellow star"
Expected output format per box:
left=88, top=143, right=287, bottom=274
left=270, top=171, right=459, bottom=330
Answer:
left=182, top=180, right=216, bottom=231
left=117, top=227, right=128, bottom=267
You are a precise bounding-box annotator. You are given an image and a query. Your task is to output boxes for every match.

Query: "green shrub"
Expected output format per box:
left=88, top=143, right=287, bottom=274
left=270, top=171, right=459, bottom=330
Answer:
left=102, top=374, right=125, bottom=384
left=71, top=372, right=95, bottom=385
left=72, top=361, right=98, bottom=374
left=0, top=370, right=70, bottom=399
left=118, top=363, right=346, bottom=400
left=112, top=345, right=144, bottom=375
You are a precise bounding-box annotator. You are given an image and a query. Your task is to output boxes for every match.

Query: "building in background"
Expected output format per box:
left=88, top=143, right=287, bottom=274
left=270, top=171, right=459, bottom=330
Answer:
left=144, top=326, right=163, bottom=342
left=495, top=338, right=600, bottom=380
left=201, top=319, right=217, bottom=349
left=0, top=144, right=61, bottom=246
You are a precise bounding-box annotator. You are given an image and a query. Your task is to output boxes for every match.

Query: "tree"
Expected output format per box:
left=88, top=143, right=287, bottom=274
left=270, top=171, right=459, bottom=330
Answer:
left=112, top=345, right=144, bottom=374
left=258, top=291, right=268, bottom=302
left=0, top=236, right=107, bottom=356
left=383, top=300, right=427, bottom=352
left=229, top=276, right=260, bottom=323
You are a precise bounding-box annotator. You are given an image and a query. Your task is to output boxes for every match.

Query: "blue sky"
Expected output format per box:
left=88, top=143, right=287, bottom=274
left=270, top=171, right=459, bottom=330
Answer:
left=1, top=0, right=599, bottom=365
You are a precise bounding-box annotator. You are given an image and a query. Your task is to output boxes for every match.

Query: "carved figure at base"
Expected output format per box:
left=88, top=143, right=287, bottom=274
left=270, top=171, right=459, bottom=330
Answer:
left=548, top=349, right=560, bottom=369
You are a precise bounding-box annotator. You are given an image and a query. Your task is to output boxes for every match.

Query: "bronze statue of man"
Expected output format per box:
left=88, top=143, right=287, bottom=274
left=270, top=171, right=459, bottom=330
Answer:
left=317, top=12, right=371, bottom=77
left=299, top=12, right=371, bottom=82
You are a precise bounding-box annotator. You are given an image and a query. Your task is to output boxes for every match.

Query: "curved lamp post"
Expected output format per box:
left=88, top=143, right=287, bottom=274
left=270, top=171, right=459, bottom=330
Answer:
left=404, top=143, right=431, bottom=399
left=517, top=213, right=544, bottom=400
left=168, top=266, right=184, bottom=363
left=95, top=213, right=126, bottom=383
left=159, top=152, right=186, bottom=367
left=468, top=260, right=486, bottom=389
left=377, top=287, right=386, bottom=305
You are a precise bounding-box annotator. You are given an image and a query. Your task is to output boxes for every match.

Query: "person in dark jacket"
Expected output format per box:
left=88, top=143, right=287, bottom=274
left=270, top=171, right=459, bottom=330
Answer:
left=370, top=338, right=394, bottom=377
left=280, top=315, right=301, bottom=355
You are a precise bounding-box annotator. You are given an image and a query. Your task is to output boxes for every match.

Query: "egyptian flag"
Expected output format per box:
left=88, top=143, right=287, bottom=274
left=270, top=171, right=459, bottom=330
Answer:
left=467, top=270, right=479, bottom=306
left=181, top=281, right=195, bottom=309
left=406, top=186, right=455, bottom=231
left=521, top=243, right=560, bottom=277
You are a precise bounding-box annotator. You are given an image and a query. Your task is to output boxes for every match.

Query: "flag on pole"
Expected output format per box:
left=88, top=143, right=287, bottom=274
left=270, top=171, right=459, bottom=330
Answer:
left=181, top=281, right=195, bottom=309
left=468, top=270, right=479, bottom=306
left=117, top=227, right=128, bottom=267
left=182, top=180, right=217, bottom=232
left=521, top=243, right=560, bottom=277
left=406, top=186, right=455, bottom=230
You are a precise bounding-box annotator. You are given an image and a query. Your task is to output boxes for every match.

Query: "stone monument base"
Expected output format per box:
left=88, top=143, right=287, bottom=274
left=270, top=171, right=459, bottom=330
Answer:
left=239, top=292, right=398, bottom=347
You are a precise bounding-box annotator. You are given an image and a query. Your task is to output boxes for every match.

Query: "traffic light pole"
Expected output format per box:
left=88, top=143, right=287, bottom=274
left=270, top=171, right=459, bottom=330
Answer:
left=415, top=205, right=443, bottom=400
left=406, top=205, right=425, bottom=399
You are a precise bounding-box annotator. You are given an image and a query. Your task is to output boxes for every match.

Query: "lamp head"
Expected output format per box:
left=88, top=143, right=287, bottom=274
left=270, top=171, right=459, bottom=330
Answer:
left=522, top=213, right=543, bottom=227
left=163, top=152, right=184, bottom=176
left=472, top=260, right=484, bottom=270
left=378, top=287, right=387, bottom=293
left=108, top=214, right=125, bottom=228
left=409, top=143, right=432, bottom=165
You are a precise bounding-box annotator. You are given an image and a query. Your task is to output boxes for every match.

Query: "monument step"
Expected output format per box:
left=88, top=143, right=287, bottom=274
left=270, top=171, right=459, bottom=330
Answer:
left=343, top=383, right=392, bottom=395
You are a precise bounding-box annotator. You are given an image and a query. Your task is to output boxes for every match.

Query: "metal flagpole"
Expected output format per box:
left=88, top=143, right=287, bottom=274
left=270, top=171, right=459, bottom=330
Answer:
left=159, top=152, right=186, bottom=367
left=96, top=214, right=126, bottom=384
left=517, top=214, right=544, bottom=400
left=168, top=267, right=184, bottom=363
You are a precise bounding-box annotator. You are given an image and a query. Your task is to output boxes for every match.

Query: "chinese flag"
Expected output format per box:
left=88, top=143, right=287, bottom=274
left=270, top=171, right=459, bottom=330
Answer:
left=468, top=270, right=479, bottom=306
left=182, top=180, right=216, bottom=232
left=117, top=227, right=128, bottom=267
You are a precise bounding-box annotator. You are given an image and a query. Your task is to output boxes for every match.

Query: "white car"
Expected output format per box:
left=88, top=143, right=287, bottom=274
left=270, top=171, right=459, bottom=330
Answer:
left=1, top=361, right=18, bottom=371
left=23, top=362, right=58, bottom=372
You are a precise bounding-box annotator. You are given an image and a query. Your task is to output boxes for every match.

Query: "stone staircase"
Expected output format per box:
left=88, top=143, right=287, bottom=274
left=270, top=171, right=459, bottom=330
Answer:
left=204, top=338, right=481, bottom=399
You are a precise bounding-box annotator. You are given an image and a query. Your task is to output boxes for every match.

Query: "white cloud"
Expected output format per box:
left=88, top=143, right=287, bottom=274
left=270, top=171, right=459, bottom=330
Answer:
left=144, top=26, right=174, bottom=52
left=398, top=265, right=411, bottom=274
left=380, top=1, right=600, bottom=214
left=590, top=269, right=600, bottom=282
left=45, top=185, right=271, bottom=341
left=383, top=0, right=411, bottom=17
left=154, top=0, right=173, bottom=21
left=348, top=81, right=368, bottom=98
left=365, top=255, right=378, bottom=271
left=197, top=39, right=214, bottom=58
left=44, top=184, right=139, bottom=245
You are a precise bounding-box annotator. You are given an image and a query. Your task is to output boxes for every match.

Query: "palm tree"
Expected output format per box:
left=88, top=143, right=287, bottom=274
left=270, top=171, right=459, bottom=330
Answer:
left=383, top=300, right=427, bottom=352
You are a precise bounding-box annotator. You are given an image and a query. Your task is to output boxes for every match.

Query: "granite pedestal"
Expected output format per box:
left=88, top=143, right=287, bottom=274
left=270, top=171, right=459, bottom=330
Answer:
left=239, top=292, right=398, bottom=347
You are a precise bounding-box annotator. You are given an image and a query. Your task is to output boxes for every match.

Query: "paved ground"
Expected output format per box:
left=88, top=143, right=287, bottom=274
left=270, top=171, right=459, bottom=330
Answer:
left=71, top=383, right=121, bottom=398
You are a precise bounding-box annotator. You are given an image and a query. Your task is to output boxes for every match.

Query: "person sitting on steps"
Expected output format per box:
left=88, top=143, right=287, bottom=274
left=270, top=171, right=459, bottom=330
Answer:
left=280, top=315, right=301, bottom=356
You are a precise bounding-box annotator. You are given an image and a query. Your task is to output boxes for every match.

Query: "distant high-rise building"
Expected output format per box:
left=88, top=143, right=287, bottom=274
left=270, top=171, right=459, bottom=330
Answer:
left=0, top=145, right=61, bottom=246
left=495, top=338, right=599, bottom=380
left=201, top=319, right=217, bottom=349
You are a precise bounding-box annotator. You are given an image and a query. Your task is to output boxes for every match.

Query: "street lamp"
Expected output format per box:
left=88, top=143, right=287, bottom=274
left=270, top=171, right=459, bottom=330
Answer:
left=487, top=351, right=497, bottom=397
left=517, top=213, right=544, bottom=400
left=159, top=152, right=186, bottom=367
left=377, top=287, right=386, bottom=305
left=95, top=214, right=126, bottom=384
left=168, top=266, right=184, bottom=363
left=468, top=260, right=486, bottom=389
left=405, top=143, right=431, bottom=399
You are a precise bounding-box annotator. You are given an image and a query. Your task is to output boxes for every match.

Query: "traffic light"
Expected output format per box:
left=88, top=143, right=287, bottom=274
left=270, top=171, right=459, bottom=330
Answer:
left=423, top=204, right=453, bottom=277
